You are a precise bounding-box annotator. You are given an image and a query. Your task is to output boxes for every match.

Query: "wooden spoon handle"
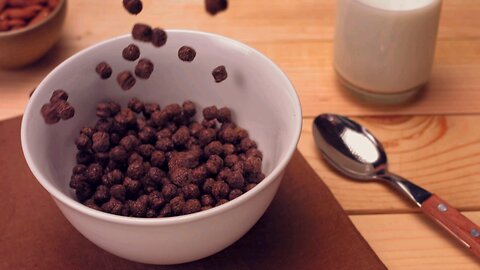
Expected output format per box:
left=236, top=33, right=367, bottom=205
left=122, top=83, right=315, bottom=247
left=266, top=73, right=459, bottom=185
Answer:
left=421, top=194, right=480, bottom=257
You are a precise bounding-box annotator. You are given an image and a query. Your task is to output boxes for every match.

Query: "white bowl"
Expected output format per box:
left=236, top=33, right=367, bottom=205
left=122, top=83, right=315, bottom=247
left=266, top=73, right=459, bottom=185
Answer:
left=21, top=30, right=302, bottom=265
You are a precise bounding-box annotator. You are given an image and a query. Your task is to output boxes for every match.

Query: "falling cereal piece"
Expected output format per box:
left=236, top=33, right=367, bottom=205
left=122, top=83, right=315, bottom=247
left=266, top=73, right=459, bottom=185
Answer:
left=56, top=100, right=75, bottom=120
left=96, top=62, right=112, bottom=79
left=151, top=28, right=167, bottom=47
left=205, top=0, right=228, bottom=16
left=50, top=89, right=68, bottom=103
left=135, top=58, right=154, bottom=79
left=132, top=23, right=152, bottom=42
left=178, top=46, right=196, bottom=62
left=122, top=44, right=141, bottom=61
left=41, top=103, right=60, bottom=124
left=117, top=71, right=136, bottom=90
left=123, top=0, right=143, bottom=15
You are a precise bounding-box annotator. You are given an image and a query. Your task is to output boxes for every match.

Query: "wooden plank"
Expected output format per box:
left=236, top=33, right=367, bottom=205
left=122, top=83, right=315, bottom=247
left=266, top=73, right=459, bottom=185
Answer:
left=299, top=116, right=480, bottom=213
left=64, top=0, right=480, bottom=43
left=261, top=40, right=480, bottom=117
left=351, top=211, right=480, bottom=270
left=1, top=39, right=480, bottom=120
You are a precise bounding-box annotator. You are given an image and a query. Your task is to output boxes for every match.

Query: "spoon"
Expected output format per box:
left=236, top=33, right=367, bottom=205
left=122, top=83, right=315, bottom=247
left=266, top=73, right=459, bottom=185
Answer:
left=312, top=113, right=480, bottom=257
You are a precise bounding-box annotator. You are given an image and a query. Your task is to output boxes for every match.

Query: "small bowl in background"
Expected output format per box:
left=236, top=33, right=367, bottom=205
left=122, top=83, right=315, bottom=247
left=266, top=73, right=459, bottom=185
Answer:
left=22, top=31, right=302, bottom=264
left=0, top=0, right=67, bottom=69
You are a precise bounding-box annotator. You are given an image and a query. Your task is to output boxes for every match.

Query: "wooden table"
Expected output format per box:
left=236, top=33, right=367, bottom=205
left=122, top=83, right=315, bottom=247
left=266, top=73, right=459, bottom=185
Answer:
left=1, top=1, right=479, bottom=268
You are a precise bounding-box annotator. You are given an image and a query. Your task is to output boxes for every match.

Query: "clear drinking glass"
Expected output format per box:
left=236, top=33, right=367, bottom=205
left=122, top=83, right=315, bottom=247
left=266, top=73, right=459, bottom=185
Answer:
left=334, top=0, right=442, bottom=104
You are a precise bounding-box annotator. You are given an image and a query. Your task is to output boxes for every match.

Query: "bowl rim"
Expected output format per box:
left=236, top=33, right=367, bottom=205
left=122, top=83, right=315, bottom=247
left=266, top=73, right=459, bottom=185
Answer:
left=21, top=30, right=303, bottom=226
left=0, top=0, right=66, bottom=37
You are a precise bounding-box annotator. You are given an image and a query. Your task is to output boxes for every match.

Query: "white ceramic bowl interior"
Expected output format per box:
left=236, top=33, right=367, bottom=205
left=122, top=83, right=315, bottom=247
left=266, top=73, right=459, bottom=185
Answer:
left=21, top=30, right=302, bottom=265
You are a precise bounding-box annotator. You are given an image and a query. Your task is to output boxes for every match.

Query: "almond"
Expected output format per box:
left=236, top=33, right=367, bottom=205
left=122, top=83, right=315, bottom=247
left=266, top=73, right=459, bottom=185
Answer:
left=0, top=19, right=9, bottom=31
left=0, top=0, right=6, bottom=12
left=4, top=7, right=38, bottom=19
left=8, top=18, right=26, bottom=27
left=29, top=7, right=48, bottom=25
left=47, top=0, right=58, bottom=11
left=7, top=0, right=46, bottom=7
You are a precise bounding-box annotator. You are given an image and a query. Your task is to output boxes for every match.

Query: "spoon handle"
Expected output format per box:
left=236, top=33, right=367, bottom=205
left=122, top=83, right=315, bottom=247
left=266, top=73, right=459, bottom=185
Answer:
left=421, top=194, right=480, bottom=257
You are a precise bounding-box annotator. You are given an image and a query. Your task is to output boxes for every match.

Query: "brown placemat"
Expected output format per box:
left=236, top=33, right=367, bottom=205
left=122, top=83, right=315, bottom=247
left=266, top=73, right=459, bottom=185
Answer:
left=0, top=116, right=386, bottom=270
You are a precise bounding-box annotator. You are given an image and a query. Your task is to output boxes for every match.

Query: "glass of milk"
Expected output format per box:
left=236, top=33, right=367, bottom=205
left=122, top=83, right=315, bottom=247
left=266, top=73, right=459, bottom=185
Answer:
left=334, top=0, right=443, bottom=104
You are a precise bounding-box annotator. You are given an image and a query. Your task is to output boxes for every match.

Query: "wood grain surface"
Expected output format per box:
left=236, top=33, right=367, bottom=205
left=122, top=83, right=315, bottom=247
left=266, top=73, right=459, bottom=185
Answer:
left=300, top=116, right=480, bottom=214
left=0, top=0, right=479, bottom=269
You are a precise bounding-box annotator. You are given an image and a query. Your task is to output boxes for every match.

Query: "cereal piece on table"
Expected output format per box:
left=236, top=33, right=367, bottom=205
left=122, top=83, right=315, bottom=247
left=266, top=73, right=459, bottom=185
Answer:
left=151, top=28, right=167, bottom=47
left=132, top=23, right=152, bottom=42
left=178, top=46, right=196, bottom=62
left=96, top=62, right=112, bottom=79
left=123, top=0, right=142, bottom=15
left=205, top=0, right=228, bottom=16
left=117, top=71, right=136, bottom=90
left=135, top=58, right=154, bottom=79
left=212, top=65, right=228, bottom=83
left=122, top=44, right=140, bottom=61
